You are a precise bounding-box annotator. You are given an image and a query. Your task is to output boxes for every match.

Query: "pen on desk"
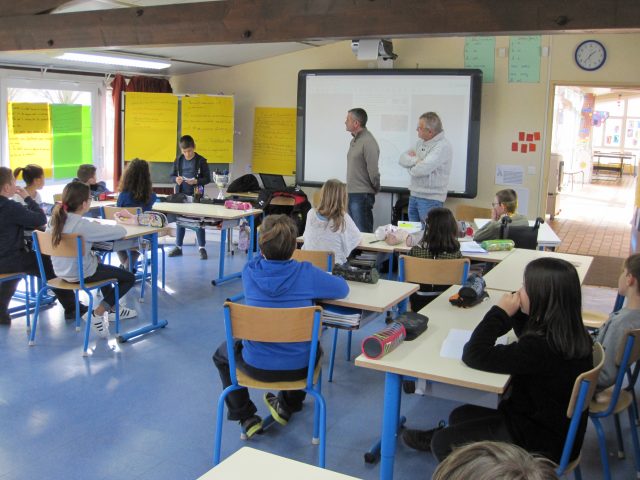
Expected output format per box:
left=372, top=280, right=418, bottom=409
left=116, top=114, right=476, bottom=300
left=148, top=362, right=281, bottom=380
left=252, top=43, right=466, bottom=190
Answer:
left=369, top=239, right=383, bottom=244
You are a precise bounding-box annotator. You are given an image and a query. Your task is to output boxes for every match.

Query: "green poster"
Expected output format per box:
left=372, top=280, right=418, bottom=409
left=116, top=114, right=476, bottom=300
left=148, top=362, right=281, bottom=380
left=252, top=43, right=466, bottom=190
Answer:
left=464, top=37, right=495, bottom=83
left=51, top=104, right=92, bottom=179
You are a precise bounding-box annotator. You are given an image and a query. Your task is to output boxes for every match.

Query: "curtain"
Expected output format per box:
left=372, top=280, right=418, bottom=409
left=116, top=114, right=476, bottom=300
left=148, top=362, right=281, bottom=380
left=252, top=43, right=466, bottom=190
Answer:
left=111, top=74, right=173, bottom=184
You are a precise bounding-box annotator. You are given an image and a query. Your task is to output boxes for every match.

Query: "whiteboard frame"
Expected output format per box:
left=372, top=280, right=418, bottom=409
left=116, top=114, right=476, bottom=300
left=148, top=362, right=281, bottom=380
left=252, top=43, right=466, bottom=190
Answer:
left=296, top=69, right=482, bottom=198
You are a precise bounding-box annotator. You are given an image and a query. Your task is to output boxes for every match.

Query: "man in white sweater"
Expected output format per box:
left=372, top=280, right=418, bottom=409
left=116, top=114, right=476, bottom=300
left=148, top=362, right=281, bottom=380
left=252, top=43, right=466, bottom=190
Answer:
left=399, top=112, right=452, bottom=223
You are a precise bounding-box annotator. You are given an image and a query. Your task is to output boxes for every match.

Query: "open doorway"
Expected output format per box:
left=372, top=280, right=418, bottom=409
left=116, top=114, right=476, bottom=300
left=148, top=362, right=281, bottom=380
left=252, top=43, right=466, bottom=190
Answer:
left=548, top=85, right=640, bottom=266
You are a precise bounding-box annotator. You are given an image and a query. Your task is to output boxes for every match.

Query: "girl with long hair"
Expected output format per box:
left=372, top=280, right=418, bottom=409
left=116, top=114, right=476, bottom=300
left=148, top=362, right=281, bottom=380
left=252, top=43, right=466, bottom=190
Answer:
left=404, top=258, right=593, bottom=467
left=12, top=164, right=54, bottom=213
left=116, top=159, right=158, bottom=270
left=407, top=207, right=462, bottom=311
left=302, top=179, right=361, bottom=265
left=49, top=182, right=138, bottom=338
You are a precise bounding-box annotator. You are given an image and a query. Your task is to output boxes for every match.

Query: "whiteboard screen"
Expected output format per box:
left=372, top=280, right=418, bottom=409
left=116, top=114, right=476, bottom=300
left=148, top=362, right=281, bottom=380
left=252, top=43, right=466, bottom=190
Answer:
left=296, top=69, right=482, bottom=197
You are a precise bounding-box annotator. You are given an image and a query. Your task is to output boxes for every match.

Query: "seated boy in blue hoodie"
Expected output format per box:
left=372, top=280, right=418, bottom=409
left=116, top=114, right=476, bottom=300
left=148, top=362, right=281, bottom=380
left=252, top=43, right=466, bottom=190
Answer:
left=213, top=214, right=349, bottom=437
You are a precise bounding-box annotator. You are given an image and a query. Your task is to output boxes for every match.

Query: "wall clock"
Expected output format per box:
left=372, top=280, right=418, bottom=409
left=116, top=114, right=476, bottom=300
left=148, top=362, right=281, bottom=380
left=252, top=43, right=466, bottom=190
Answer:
left=575, top=40, right=606, bottom=71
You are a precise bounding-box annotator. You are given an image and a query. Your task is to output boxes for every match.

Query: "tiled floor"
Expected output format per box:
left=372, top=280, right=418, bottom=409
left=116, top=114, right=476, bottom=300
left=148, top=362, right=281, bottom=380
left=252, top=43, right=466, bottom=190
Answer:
left=548, top=174, right=636, bottom=258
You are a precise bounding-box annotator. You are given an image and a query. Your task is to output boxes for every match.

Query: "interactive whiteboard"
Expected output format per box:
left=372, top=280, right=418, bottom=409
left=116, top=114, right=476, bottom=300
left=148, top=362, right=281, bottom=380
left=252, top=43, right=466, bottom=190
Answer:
left=296, top=69, right=482, bottom=197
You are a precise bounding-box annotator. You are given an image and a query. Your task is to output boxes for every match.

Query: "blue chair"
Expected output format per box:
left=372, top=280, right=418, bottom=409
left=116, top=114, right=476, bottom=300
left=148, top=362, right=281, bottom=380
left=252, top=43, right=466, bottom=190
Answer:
left=397, top=255, right=470, bottom=314
left=213, top=302, right=326, bottom=467
left=0, top=272, right=30, bottom=331
left=589, top=330, right=640, bottom=480
left=30, top=231, right=121, bottom=356
left=556, top=342, right=605, bottom=478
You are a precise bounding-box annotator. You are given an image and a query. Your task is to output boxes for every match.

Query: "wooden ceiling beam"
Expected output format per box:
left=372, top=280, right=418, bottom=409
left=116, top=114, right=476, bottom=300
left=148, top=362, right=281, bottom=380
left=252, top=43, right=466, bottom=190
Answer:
left=0, top=0, right=638, bottom=52
left=0, top=0, right=70, bottom=17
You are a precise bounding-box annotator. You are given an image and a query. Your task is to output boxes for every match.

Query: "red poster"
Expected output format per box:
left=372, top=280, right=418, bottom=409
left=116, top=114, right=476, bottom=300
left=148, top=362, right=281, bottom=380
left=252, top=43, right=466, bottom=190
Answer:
left=526, top=133, right=534, bottom=142
left=534, top=131, right=541, bottom=141
left=521, top=144, right=528, bottom=153
left=519, top=132, right=525, bottom=141
left=512, top=142, right=518, bottom=152
left=529, top=143, right=536, bottom=152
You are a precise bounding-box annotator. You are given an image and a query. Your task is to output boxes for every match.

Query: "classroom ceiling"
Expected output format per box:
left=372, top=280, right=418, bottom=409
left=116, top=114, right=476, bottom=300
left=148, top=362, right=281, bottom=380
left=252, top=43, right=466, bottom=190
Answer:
left=0, top=0, right=638, bottom=78
left=0, top=0, right=332, bottom=76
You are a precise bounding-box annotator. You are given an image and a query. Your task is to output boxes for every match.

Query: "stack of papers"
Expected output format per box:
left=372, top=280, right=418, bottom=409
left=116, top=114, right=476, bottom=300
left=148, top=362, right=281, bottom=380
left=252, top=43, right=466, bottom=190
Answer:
left=397, top=221, right=423, bottom=233
left=460, top=241, right=487, bottom=254
left=322, top=306, right=377, bottom=328
left=350, top=252, right=377, bottom=268
left=440, top=328, right=508, bottom=359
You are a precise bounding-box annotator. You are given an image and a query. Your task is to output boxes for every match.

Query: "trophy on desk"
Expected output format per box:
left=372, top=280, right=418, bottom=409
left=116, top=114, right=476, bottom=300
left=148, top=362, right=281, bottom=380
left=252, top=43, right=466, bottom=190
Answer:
left=213, top=173, right=230, bottom=200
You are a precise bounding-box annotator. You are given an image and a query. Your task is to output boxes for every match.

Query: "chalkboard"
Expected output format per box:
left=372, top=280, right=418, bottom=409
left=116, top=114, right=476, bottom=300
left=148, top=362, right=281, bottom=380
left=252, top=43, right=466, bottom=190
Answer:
left=296, top=69, right=482, bottom=198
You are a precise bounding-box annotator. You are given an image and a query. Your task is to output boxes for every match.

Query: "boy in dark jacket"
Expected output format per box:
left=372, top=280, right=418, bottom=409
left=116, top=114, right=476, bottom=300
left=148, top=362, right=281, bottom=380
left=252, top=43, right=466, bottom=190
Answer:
left=213, top=214, right=349, bottom=437
left=0, top=168, right=84, bottom=324
left=168, top=135, right=211, bottom=260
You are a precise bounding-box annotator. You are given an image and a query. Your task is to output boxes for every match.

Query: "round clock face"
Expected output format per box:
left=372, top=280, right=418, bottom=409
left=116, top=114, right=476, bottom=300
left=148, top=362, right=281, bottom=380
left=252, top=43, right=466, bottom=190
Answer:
left=575, top=40, right=606, bottom=71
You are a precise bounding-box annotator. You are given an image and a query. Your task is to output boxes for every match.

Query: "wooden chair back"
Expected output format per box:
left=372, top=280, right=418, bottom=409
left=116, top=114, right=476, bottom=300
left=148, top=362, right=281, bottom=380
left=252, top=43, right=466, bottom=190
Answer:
left=312, top=190, right=322, bottom=208
left=102, top=206, right=140, bottom=220
left=567, top=342, right=605, bottom=417
left=53, top=193, right=62, bottom=203
left=291, top=249, right=334, bottom=272
left=456, top=205, right=492, bottom=222
left=400, top=255, right=470, bottom=285
left=34, top=231, right=83, bottom=258
left=224, top=302, right=322, bottom=343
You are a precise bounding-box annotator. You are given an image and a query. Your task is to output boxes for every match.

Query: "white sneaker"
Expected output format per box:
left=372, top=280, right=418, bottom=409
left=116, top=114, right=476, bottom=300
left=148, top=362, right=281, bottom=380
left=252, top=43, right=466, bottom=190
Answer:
left=89, top=312, right=110, bottom=339
left=107, top=306, right=138, bottom=322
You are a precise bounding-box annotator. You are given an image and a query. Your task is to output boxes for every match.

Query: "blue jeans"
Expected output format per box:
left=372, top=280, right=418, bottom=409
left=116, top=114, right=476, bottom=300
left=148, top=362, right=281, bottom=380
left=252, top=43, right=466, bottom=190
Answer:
left=348, top=193, right=375, bottom=233
left=408, top=196, right=442, bottom=223
left=176, top=226, right=206, bottom=248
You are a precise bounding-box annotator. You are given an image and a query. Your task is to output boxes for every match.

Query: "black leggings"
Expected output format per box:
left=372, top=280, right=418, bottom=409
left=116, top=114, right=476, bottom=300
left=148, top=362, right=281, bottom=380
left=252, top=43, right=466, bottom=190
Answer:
left=431, top=404, right=514, bottom=462
left=83, top=264, right=135, bottom=309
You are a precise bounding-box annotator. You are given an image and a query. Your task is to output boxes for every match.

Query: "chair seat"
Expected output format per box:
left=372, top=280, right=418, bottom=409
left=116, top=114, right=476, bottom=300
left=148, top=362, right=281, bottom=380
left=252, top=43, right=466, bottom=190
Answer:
left=47, top=277, right=118, bottom=291
left=583, top=310, right=609, bottom=329
left=237, top=362, right=322, bottom=391
left=0, top=272, right=25, bottom=280
left=590, top=387, right=633, bottom=414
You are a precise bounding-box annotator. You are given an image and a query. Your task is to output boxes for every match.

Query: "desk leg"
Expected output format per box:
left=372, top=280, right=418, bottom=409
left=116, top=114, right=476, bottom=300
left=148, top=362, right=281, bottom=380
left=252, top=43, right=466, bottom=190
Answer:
left=248, top=214, right=255, bottom=260
left=211, top=225, right=243, bottom=286
left=118, top=232, right=168, bottom=342
left=380, top=372, right=402, bottom=480
left=387, top=253, right=395, bottom=280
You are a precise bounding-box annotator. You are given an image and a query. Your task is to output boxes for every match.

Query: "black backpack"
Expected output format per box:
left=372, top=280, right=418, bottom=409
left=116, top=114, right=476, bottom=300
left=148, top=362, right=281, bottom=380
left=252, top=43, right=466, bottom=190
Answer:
left=258, top=186, right=311, bottom=235
left=227, top=174, right=260, bottom=193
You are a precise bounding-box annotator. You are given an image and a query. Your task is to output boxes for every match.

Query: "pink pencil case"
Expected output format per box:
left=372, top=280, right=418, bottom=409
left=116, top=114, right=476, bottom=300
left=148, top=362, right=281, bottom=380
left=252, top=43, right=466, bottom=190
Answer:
left=224, top=200, right=252, bottom=210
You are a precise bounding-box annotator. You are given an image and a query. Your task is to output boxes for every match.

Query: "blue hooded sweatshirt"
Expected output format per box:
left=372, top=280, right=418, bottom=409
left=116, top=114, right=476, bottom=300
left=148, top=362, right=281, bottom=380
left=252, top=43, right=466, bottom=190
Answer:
left=241, top=256, right=349, bottom=370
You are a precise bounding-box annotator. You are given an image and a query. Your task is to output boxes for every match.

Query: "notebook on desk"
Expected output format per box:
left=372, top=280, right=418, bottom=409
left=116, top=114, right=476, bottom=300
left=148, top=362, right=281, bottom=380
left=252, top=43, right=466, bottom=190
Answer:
left=259, top=173, right=287, bottom=190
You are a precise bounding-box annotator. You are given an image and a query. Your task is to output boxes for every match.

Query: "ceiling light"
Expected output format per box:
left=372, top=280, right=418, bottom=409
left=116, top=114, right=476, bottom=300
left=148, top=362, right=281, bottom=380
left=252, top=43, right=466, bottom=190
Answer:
left=55, top=52, right=171, bottom=70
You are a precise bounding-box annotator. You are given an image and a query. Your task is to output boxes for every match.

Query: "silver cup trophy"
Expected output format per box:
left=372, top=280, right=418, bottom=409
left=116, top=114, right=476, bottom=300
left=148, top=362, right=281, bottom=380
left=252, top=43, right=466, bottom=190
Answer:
left=214, top=173, right=230, bottom=200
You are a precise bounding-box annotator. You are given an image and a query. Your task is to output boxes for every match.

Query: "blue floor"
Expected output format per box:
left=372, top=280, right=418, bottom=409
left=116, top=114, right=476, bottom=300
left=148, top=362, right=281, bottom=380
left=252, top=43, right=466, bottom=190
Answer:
left=0, top=247, right=638, bottom=479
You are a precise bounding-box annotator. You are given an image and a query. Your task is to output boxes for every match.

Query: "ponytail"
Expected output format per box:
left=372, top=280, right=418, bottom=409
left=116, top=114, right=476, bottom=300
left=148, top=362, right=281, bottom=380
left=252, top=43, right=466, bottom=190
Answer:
left=13, top=164, right=44, bottom=186
left=50, top=204, right=68, bottom=248
left=51, top=181, right=91, bottom=247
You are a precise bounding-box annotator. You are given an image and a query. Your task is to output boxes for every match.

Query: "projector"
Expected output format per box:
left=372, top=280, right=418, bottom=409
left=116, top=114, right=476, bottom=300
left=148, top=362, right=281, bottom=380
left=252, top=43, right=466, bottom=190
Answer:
left=351, top=39, right=398, bottom=61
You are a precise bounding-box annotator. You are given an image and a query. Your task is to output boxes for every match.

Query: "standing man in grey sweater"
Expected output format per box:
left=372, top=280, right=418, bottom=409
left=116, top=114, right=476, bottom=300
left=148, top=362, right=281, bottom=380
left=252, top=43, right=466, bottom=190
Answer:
left=399, top=112, right=452, bottom=223
left=345, top=108, right=380, bottom=233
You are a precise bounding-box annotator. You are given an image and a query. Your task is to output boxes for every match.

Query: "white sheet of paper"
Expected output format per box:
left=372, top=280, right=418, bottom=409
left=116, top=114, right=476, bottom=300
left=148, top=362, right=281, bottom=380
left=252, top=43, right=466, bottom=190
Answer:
left=460, top=241, right=488, bottom=254
left=495, top=164, right=524, bottom=185
left=440, top=328, right=509, bottom=360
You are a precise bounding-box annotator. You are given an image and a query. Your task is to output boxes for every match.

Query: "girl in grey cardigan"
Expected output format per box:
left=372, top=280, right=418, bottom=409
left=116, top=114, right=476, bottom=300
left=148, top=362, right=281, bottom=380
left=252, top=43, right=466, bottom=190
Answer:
left=48, top=182, right=137, bottom=338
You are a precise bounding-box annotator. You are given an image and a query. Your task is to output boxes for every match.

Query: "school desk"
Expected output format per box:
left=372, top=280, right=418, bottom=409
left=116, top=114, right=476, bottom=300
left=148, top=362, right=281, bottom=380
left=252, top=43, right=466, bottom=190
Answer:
left=198, top=447, right=360, bottom=479
left=90, top=219, right=169, bottom=342
left=354, top=285, right=510, bottom=480
left=153, top=202, right=262, bottom=285
left=320, top=279, right=419, bottom=382
left=474, top=218, right=561, bottom=249
left=482, top=248, right=593, bottom=291
left=89, top=200, right=117, bottom=210
left=392, top=236, right=515, bottom=263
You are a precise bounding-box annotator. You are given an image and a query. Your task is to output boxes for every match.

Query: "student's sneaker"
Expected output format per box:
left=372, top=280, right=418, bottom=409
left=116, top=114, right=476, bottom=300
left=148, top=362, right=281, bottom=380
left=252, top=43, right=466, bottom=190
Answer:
left=89, top=312, right=110, bottom=339
left=107, top=306, right=138, bottom=322
left=240, top=415, right=263, bottom=439
left=263, top=393, right=291, bottom=426
left=168, top=246, right=183, bottom=257
left=64, top=303, right=89, bottom=321
left=401, top=423, right=446, bottom=452
left=199, top=248, right=208, bottom=260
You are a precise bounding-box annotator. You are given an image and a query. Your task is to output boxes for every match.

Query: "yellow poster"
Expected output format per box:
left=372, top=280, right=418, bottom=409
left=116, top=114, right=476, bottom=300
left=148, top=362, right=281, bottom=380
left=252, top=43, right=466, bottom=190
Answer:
left=124, top=92, right=178, bottom=163
left=7, top=103, right=52, bottom=176
left=181, top=95, right=234, bottom=164
left=252, top=107, right=296, bottom=175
